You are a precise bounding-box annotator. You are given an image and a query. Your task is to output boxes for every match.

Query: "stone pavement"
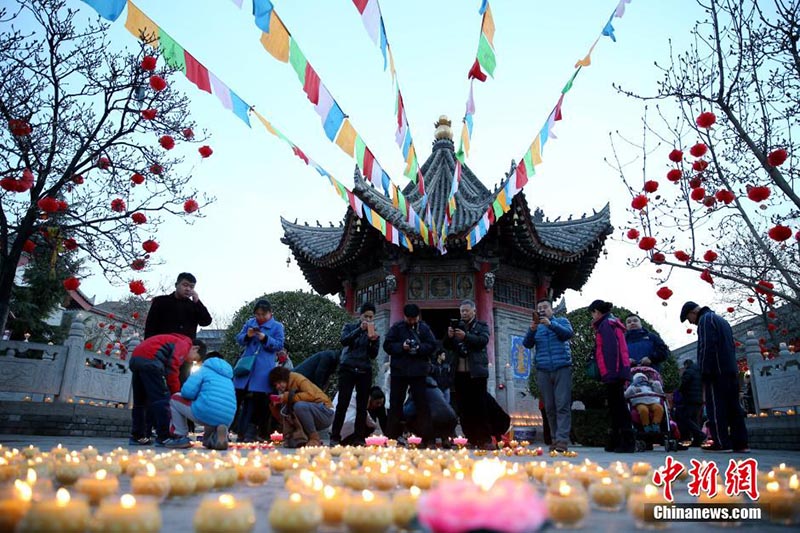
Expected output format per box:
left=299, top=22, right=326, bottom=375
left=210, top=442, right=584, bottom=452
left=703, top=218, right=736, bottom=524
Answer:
left=2, top=434, right=799, bottom=532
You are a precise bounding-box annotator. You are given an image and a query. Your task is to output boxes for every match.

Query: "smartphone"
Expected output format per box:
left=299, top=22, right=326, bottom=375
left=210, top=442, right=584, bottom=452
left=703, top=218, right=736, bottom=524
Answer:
left=366, top=321, right=376, bottom=337
left=532, top=311, right=540, bottom=323
left=449, top=319, right=460, bottom=329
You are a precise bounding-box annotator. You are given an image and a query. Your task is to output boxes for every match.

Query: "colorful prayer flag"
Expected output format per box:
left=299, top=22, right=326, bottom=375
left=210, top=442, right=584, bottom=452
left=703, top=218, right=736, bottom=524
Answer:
left=252, top=0, right=274, bottom=32
left=125, top=1, right=158, bottom=46
left=81, top=0, right=126, bottom=21
left=260, top=12, right=290, bottom=62
left=184, top=51, right=211, bottom=93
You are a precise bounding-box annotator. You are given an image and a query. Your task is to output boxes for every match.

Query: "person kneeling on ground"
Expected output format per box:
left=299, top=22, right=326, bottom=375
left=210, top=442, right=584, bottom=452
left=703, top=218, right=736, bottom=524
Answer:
left=334, top=386, right=387, bottom=445
left=169, top=351, right=237, bottom=450
left=268, top=366, right=334, bottom=447
left=624, top=372, right=664, bottom=433
left=403, top=376, right=458, bottom=448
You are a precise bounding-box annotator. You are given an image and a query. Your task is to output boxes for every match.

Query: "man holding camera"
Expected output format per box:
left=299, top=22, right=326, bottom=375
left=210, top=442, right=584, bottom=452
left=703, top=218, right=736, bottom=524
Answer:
left=445, top=299, right=493, bottom=450
left=383, top=303, right=437, bottom=446
left=523, top=299, right=574, bottom=453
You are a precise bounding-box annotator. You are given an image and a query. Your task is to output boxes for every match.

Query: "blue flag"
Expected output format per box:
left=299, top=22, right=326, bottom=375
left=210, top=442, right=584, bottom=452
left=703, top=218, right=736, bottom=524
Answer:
left=80, top=0, right=126, bottom=21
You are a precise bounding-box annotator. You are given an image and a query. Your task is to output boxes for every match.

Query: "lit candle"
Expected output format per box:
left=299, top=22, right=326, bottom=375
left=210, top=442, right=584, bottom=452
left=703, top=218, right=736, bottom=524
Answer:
left=93, top=494, right=161, bottom=533
left=193, top=463, right=216, bottom=493
left=17, top=488, right=90, bottom=533
left=270, top=431, right=284, bottom=444
left=406, top=435, right=422, bottom=447
left=80, top=446, right=98, bottom=460
left=320, top=485, right=349, bottom=526
left=371, top=464, right=398, bottom=491
left=268, top=493, right=322, bottom=533
left=131, top=463, right=170, bottom=502
left=21, top=445, right=40, bottom=459
left=0, top=480, right=33, bottom=532
left=54, top=455, right=88, bottom=485
left=627, top=484, right=667, bottom=528
left=168, top=464, right=196, bottom=498
left=343, top=489, right=393, bottom=533
left=0, top=457, right=21, bottom=483
left=194, top=494, right=256, bottom=533
left=759, top=481, right=796, bottom=525
left=545, top=481, right=590, bottom=528
left=588, top=476, right=626, bottom=511
left=242, top=459, right=271, bottom=486
left=364, top=435, right=388, bottom=447
left=391, top=486, right=421, bottom=529
left=452, top=436, right=468, bottom=448
left=631, top=461, right=651, bottom=476
left=75, top=468, right=118, bottom=505
left=772, top=463, right=796, bottom=480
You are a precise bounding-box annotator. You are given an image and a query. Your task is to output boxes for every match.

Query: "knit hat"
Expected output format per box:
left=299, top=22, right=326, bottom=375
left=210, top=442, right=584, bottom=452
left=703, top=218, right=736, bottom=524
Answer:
left=632, top=373, right=648, bottom=384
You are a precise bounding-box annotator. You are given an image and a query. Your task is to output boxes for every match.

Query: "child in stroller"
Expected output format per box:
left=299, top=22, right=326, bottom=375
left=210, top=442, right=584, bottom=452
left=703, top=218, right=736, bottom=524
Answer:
left=624, top=366, right=681, bottom=452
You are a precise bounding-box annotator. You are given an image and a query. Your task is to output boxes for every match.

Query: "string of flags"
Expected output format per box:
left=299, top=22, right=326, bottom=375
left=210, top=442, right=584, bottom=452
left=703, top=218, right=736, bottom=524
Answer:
left=84, top=0, right=415, bottom=251
left=230, top=0, right=432, bottom=245
left=464, top=0, right=632, bottom=250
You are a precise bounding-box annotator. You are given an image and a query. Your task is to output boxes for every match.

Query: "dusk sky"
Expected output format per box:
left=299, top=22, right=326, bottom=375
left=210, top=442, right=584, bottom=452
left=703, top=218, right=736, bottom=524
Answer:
left=61, top=0, right=722, bottom=346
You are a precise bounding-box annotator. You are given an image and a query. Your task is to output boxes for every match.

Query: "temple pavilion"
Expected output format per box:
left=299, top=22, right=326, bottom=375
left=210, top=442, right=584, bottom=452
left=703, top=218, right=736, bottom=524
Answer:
left=281, top=117, right=612, bottom=417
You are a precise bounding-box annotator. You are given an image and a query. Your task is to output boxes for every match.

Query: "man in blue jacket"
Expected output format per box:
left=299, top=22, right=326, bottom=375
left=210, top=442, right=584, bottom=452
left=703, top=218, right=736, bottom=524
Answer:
left=624, top=314, right=670, bottom=371
left=680, top=301, right=749, bottom=452
left=169, top=351, right=237, bottom=450
left=523, top=299, right=574, bottom=453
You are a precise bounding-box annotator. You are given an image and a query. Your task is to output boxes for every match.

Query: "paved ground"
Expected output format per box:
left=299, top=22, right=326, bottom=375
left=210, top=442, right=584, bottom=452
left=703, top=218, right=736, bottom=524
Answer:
left=2, top=434, right=799, bottom=532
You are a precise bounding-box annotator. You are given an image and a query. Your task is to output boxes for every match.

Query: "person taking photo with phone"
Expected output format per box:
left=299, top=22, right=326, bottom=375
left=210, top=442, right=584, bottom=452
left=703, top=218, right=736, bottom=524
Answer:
left=330, top=302, right=381, bottom=446
left=523, top=299, right=574, bottom=453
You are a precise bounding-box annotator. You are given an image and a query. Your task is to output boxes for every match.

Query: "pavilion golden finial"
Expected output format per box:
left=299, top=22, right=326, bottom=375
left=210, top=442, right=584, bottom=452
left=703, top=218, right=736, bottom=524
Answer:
left=434, top=115, right=453, bottom=140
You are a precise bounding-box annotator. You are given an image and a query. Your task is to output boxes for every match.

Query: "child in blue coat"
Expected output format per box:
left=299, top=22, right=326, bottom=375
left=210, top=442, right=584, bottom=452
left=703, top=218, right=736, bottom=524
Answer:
left=169, top=351, right=237, bottom=450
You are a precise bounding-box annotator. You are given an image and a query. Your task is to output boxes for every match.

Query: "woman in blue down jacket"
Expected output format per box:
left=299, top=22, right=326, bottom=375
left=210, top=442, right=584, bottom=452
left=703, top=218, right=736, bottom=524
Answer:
left=233, top=299, right=285, bottom=441
left=589, top=299, right=634, bottom=453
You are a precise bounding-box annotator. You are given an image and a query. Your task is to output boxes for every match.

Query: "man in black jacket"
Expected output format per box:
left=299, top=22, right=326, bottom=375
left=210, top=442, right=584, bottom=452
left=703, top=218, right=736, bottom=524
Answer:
left=144, top=272, right=212, bottom=340
left=675, top=359, right=705, bottom=446
left=330, top=302, right=380, bottom=446
left=444, top=299, right=494, bottom=450
left=680, top=301, right=749, bottom=452
left=383, top=303, right=436, bottom=446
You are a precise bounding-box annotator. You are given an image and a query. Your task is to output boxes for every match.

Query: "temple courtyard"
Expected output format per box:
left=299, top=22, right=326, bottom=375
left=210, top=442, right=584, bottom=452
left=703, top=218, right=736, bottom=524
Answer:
left=2, top=433, right=799, bottom=532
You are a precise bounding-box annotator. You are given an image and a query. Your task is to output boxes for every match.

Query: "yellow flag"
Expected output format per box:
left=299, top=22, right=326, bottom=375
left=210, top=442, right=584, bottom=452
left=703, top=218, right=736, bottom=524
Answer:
left=482, top=4, right=496, bottom=48
left=125, top=1, right=159, bottom=47
left=335, top=119, right=357, bottom=157
left=254, top=111, right=279, bottom=138
left=260, top=12, right=290, bottom=62
left=530, top=136, right=543, bottom=166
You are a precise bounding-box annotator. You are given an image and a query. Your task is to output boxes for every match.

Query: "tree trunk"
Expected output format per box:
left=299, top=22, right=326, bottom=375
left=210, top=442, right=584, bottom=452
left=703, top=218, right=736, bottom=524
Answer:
left=0, top=259, right=18, bottom=335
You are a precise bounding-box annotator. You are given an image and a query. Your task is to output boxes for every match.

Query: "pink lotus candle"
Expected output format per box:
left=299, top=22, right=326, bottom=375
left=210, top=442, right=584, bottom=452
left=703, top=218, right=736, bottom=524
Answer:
left=452, top=436, right=468, bottom=448
left=270, top=431, right=284, bottom=444
left=365, top=435, right=388, bottom=447
left=407, top=435, right=422, bottom=447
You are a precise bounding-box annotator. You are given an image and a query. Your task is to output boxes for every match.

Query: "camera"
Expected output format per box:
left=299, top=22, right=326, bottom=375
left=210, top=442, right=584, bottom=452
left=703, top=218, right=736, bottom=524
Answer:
left=406, top=338, right=419, bottom=355
left=449, top=319, right=466, bottom=330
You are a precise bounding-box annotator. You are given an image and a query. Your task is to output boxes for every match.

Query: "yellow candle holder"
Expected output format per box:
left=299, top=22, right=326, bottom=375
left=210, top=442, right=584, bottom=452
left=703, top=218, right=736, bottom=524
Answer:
left=18, top=488, right=90, bottom=533
left=268, top=493, right=323, bottom=533
left=588, top=476, right=626, bottom=511
left=391, top=486, right=421, bottom=530
left=194, top=494, right=256, bottom=533
left=130, top=464, right=170, bottom=502
left=342, top=489, right=393, bottom=533
left=545, top=481, right=590, bottom=529
left=320, top=485, right=349, bottom=526
left=75, top=469, right=119, bottom=506
left=0, top=480, right=33, bottom=532
left=92, top=494, right=161, bottom=533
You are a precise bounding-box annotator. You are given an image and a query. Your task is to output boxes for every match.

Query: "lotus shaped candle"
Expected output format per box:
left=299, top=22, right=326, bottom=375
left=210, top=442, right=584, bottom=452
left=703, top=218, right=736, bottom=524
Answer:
left=365, top=435, right=388, bottom=447
left=452, top=436, right=468, bottom=449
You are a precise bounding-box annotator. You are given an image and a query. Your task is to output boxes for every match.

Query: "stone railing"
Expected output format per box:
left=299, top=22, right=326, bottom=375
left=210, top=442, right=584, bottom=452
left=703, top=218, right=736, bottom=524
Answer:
left=0, top=321, right=137, bottom=406
left=745, top=331, right=800, bottom=413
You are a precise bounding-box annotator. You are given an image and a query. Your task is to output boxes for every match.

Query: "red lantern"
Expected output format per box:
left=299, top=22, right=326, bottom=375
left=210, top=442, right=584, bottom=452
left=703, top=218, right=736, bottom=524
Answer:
left=767, top=148, right=788, bottom=167
left=131, top=212, right=147, bottom=224
left=689, top=143, right=708, bottom=157
left=149, top=75, right=167, bottom=92
left=631, top=194, right=648, bottom=210
left=746, top=185, right=770, bottom=202
left=643, top=180, right=659, bottom=193
left=141, top=109, right=157, bottom=120
left=703, top=250, right=718, bottom=262
left=692, top=160, right=709, bottom=172
left=8, top=119, right=32, bottom=137
left=198, top=145, right=213, bottom=158
left=700, top=269, right=714, bottom=285
left=652, top=252, right=666, bottom=264
left=183, top=199, right=199, bottom=213
left=158, top=135, right=175, bottom=150
left=696, top=112, right=716, bottom=128
left=142, top=240, right=159, bottom=253
left=182, top=128, right=194, bottom=139
left=110, top=198, right=126, bottom=213
left=131, top=259, right=146, bottom=271
left=141, top=56, right=157, bottom=71
left=63, top=276, right=80, bottom=291
left=656, top=287, right=673, bottom=300
left=727, top=307, right=734, bottom=313
left=690, top=187, right=706, bottom=201
left=638, top=237, right=657, bottom=251
left=715, top=189, right=735, bottom=204
left=129, top=280, right=147, bottom=296
left=668, top=149, right=683, bottom=163
left=768, top=225, right=792, bottom=242
left=667, top=169, right=682, bottom=182
left=626, top=228, right=640, bottom=240
left=63, top=238, right=78, bottom=251
left=674, top=250, right=691, bottom=262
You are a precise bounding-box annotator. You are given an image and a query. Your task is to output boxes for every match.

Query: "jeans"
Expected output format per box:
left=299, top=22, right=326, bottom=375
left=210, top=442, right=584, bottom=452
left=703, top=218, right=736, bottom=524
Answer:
left=129, top=358, right=171, bottom=441
left=293, top=402, right=334, bottom=435
left=330, top=368, right=372, bottom=441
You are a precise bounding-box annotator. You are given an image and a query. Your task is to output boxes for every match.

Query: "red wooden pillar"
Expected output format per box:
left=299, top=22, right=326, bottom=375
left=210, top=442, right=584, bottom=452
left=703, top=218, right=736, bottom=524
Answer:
left=344, top=281, right=355, bottom=314
left=389, top=264, right=406, bottom=325
left=536, top=275, right=551, bottom=302
left=475, top=262, right=495, bottom=365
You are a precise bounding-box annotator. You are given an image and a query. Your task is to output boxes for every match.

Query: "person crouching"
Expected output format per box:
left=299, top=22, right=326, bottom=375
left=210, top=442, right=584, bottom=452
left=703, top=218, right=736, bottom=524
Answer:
left=268, top=366, right=334, bottom=447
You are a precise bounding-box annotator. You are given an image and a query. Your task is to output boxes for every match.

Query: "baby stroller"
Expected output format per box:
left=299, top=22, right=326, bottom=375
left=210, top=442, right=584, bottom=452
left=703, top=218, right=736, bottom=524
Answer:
left=625, top=366, right=681, bottom=452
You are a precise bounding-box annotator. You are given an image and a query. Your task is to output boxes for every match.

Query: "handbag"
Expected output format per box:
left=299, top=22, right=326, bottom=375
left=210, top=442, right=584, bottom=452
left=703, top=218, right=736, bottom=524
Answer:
left=585, top=357, right=601, bottom=381
left=233, top=354, right=256, bottom=377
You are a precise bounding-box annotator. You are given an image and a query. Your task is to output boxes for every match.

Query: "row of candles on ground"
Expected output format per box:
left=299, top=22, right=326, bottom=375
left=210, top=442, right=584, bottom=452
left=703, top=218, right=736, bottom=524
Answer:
left=1, top=444, right=799, bottom=532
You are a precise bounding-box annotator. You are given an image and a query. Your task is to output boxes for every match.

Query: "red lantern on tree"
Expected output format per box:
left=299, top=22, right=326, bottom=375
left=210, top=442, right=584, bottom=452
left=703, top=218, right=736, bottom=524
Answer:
left=63, top=277, right=80, bottom=291
left=131, top=212, right=147, bottom=224
left=690, top=187, right=706, bottom=201
left=158, top=135, right=175, bottom=150
left=183, top=199, right=199, bottom=213
left=700, top=269, right=714, bottom=285
left=656, top=287, right=673, bottom=300
left=631, top=195, right=648, bottom=210
left=667, top=169, right=682, bottom=182
left=652, top=252, right=666, bottom=264
left=110, top=198, right=126, bottom=213
left=149, top=75, right=167, bottom=91
left=689, top=143, right=708, bottom=157
left=129, top=280, right=147, bottom=295
left=141, top=109, right=157, bottom=120
left=746, top=185, right=770, bottom=202
left=638, top=237, right=657, bottom=251
left=643, top=180, right=659, bottom=193
left=767, top=148, right=788, bottom=167
left=198, top=145, right=213, bottom=158
left=674, top=250, right=691, bottom=262
left=715, top=189, right=735, bottom=204
left=626, top=228, right=640, bottom=240
left=142, top=240, right=159, bottom=253
left=695, top=112, right=716, bottom=128
left=768, top=225, right=793, bottom=242
left=668, top=149, right=683, bottom=163
left=141, top=56, right=157, bottom=71
left=703, top=250, right=718, bottom=262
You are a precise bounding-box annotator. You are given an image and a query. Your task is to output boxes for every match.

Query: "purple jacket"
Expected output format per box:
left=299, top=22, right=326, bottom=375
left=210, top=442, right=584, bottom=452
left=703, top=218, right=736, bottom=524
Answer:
left=592, top=313, right=631, bottom=383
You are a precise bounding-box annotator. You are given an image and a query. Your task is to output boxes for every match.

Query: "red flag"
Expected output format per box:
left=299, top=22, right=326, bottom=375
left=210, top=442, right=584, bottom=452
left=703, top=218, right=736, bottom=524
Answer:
left=515, top=161, right=528, bottom=189
left=184, top=51, right=211, bottom=93
left=303, top=63, right=321, bottom=105
left=487, top=206, right=495, bottom=224
left=468, top=58, right=487, bottom=82
left=362, top=148, right=376, bottom=182
left=353, top=0, right=369, bottom=14
left=554, top=94, right=565, bottom=121
left=292, top=145, right=309, bottom=164
left=396, top=93, right=405, bottom=130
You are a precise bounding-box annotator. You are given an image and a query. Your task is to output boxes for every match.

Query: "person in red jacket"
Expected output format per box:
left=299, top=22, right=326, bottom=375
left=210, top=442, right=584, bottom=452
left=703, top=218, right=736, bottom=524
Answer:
left=128, top=333, right=205, bottom=447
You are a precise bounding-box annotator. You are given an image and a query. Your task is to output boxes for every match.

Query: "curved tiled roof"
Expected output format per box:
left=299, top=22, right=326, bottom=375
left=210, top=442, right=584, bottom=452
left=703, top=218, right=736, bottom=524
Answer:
left=534, top=204, right=613, bottom=254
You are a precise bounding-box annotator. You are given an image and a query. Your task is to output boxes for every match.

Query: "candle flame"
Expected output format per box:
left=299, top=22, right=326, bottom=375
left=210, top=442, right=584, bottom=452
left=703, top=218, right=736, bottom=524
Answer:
left=175, top=464, right=184, bottom=473
left=323, top=485, right=336, bottom=499
left=121, top=494, right=136, bottom=509
left=195, top=464, right=203, bottom=472
left=558, top=482, right=571, bottom=496
left=96, top=469, right=107, bottom=480
left=644, top=485, right=657, bottom=498
left=289, top=493, right=302, bottom=503
left=56, top=488, right=70, bottom=506
left=219, top=494, right=235, bottom=508
left=601, top=477, right=612, bottom=485
left=362, top=490, right=375, bottom=502
left=779, top=463, right=786, bottom=470
left=790, top=475, right=798, bottom=490
left=146, top=463, right=156, bottom=476
left=15, top=480, right=33, bottom=502
left=26, top=468, right=37, bottom=485
left=766, top=481, right=780, bottom=493
left=410, top=486, right=421, bottom=498
left=472, top=459, right=505, bottom=491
